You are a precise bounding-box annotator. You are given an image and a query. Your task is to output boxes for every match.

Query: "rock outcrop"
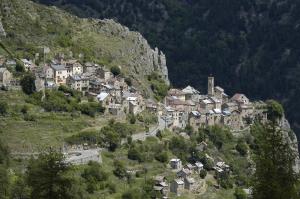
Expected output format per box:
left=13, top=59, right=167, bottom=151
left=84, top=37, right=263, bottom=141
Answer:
left=0, top=0, right=169, bottom=96
left=91, top=19, right=170, bottom=85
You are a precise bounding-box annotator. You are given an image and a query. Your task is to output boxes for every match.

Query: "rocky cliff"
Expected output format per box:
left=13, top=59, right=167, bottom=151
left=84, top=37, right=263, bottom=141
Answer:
left=0, top=0, right=169, bottom=95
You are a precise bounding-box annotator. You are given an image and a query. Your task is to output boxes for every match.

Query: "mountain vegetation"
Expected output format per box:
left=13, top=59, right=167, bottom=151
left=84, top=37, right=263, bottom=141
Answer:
left=33, top=0, right=300, bottom=138
left=0, top=0, right=168, bottom=97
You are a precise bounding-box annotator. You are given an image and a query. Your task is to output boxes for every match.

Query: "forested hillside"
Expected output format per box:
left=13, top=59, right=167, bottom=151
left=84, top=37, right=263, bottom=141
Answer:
left=33, top=0, right=300, bottom=137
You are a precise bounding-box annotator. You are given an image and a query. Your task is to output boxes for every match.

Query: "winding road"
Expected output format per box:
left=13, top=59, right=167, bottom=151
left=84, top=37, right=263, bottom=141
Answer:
left=122, top=116, right=166, bottom=143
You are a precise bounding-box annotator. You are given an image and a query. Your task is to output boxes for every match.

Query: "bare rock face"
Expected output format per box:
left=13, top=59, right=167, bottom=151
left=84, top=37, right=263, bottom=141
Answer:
left=280, top=117, right=300, bottom=173
left=93, top=19, right=170, bottom=85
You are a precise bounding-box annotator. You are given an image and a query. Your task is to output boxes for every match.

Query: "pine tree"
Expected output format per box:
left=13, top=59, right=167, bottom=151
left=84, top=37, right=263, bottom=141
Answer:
left=251, top=123, right=299, bottom=199
left=26, top=150, right=73, bottom=199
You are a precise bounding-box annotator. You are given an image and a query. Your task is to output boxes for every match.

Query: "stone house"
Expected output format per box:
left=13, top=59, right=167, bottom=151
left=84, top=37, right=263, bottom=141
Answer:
left=108, top=104, right=122, bottom=115
left=168, top=89, right=186, bottom=101
left=229, top=110, right=242, bottom=130
left=0, top=68, right=12, bottom=86
left=222, top=102, right=239, bottom=112
left=182, top=85, right=200, bottom=101
left=195, top=162, right=204, bottom=173
left=66, top=60, right=83, bottom=75
left=199, top=99, right=214, bottom=113
left=231, top=93, right=250, bottom=105
left=184, top=163, right=195, bottom=171
left=97, top=92, right=111, bottom=107
left=170, top=158, right=182, bottom=170
left=145, top=99, right=158, bottom=113
left=43, top=64, right=54, bottom=80
left=21, top=59, right=35, bottom=71
left=154, top=176, right=169, bottom=196
left=170, top=179, right=184, bottom=196
left=189, top=111, right=207, bottom=129
left=51, top=64, right=71, bottom=85
left=96, top=67, right=113, bottom=81
left=177, top=168, right=192, bottom=179
left=184, top=177, right=196, bottom=190
left=66, top=75, right=89, bottom=92
left=89, top=79, right=105, bottom=94
left=172, top=108, right=188, bottom=129
left=124, top=93, right=144, bottom=115
left=210, top=97, right=222, bottom=110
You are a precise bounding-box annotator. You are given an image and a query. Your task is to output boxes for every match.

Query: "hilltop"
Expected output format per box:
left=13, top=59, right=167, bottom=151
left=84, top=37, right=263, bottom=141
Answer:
left=0, top=0, right=169, bottom=96
left=33, top=0, right=300, bottom=139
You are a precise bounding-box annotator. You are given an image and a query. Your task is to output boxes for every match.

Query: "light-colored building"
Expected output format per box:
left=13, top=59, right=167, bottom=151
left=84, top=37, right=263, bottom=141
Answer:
left=184, top=177, right=196, bottom=190
left=170, top=179, right=184, bottom=196
left=66, top=60, right=83, bottom=75
left=21, top=59, right=35, bottom=71
left=43, top=65, right=54, bottom=79
left=231, top=93, right=250, bottom=105
left=0, top=68, right=12, bottom=86
left=170, top=158, right=182, bottom=170
left=67, top=75, right=89, bottom=92
left=168, top=89, right=186, bottom=101
left=96, top=67, right=113, bottom=81
left=51, top=64, right=71, bottom=85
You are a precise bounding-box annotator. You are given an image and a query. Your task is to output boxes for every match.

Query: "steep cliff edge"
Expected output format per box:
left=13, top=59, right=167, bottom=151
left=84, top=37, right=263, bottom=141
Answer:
left=0, top=0, right=169, bottom=95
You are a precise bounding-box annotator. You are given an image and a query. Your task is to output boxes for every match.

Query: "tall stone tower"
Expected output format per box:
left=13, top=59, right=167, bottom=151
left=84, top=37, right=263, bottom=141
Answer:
left=208, top=76, right=214, bottom=96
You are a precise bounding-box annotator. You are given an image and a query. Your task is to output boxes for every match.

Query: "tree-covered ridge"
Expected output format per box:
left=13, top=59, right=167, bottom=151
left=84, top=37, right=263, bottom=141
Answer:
left=33, top=0, right=300, bottom=137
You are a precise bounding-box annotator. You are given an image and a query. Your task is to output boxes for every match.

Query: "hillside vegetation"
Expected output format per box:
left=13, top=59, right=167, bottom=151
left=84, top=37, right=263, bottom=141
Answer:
left=0, top=0, right=169, bottom=96
left=33, top=0, right=300, bottom=137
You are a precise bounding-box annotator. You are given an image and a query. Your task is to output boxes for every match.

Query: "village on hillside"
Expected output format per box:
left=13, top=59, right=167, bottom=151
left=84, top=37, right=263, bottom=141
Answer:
left=0, top=55, right=267, bottom=130
left=0, top=54, right=267, bottom=197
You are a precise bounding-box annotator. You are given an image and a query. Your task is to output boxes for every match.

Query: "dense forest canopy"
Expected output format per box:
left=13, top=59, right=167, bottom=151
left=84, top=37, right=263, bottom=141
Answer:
left=33, top=0, right=300, bottom=137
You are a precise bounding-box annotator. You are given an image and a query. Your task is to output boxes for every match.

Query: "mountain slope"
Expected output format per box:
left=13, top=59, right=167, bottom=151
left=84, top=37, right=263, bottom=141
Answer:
left=0, top=0, right=169, bottom=96
left=33, top=0, right=300, bottom=137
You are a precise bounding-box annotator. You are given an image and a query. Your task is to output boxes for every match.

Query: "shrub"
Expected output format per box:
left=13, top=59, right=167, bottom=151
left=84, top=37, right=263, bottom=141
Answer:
left=0, top=101, right=8, bottom=116
left=21, top=105, right=29, bottom=114
left=236, top=140, right=248, bottom=156
left=82, top=161, right=108, bottom=182
left=234, top=188, right=247, bottom=199
left=20, top=74, right=36, bottom=95
left=125, top=77, right=132, bottom=86
left=66, top=131, right=98, bottom=145
left=128, top=114, right=136, bottom=124
left=23, top=114, right=36, bottom=121
left=128, top=147, right=144, bottom=162
left=155, top=151, right=168, bottom=163
left=113, top=160, right=127, bottom=179
left=110, top=66, right=121, bottom=76
left=266, top=100, right=284, bottom=122
left=200, top=169, right=207, bottom=179
left=15, top=61, right=25, bottom=72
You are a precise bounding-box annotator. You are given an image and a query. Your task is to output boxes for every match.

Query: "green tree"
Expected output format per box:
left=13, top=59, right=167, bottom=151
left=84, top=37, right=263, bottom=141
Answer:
left=251, top=123, right=299, bottom=199
left=20, top=74, right=36, bottom=95
left=0, top=101, right=8, bottom=116
left=15, top=61, right=25, bottom=73
left=234, top=188, right=247, bottom=199
left=125, top=77, right=132, bottom=86
left=154, top=151, right=168, bottom=163
left=101, top=126, right=121, bottom=151
left=113, top=160, right=127, bottom=179
left=110, top=66, right=121, bottom=76
left=266, top=100, right=284, bottom=123
left=26, top=150, right=73, bottom=199
left=128, top=147, right=144, bottom=162
left=200, top=169, right=207, bottom=179
left=236, top=140, right=248, bottom=156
